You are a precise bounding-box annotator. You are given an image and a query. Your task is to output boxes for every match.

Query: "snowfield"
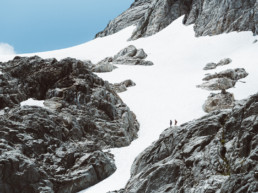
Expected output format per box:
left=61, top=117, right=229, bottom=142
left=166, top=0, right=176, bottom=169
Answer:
left=0, top=17, right=257, bottom=193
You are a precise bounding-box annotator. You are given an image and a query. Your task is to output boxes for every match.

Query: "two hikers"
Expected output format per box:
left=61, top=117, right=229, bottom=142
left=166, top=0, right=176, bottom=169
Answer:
left=170, top=119, right=177, bottom=127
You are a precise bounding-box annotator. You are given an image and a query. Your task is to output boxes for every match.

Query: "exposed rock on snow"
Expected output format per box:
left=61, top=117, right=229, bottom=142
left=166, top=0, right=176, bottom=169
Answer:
left=110, top=79, right=136, bottom=93
left=197, top=77, right=236, bottom=91
left=203, top=92, right=235, bottom=113
left=0, top=56, right=139, bottom=193
left=198, top=68, right=248, bottom=112
left=203, top=58, right=232, bottom=70
left=96, top=0, right=257, bottom=40
left=113, top=45, right=153, bottom=66
left=203, top=68, right=248, bottom=81
left=91, top=57, right=117, bottom=73
left=91, top=45, right=153, bottom=72
left=110, top=93, right=258, bottom=193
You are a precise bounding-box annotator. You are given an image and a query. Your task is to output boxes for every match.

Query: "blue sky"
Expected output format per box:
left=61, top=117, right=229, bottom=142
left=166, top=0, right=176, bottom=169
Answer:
left=0, top=0, right=134, bottom=54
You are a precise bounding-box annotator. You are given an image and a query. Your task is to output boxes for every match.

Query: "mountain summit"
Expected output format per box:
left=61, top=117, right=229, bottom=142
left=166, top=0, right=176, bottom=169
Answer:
left=96, top=0, right=257, bottom=40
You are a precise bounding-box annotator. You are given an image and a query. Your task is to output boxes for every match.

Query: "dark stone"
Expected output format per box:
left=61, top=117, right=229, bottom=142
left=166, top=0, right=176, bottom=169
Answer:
left=0, top=56, right=140, bottom=193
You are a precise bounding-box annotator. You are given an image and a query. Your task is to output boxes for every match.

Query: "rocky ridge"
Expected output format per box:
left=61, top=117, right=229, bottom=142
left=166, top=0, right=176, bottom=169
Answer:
left=96, top=0, right=257, bottom=40
left=0, top=56, right=139, bottom=193
left=110, top=92, right=258, bottom=193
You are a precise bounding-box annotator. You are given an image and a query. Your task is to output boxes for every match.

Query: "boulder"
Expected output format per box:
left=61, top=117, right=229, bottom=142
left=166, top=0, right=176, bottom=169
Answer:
left=110, top=79, right=136, bottom=93
left=93, top=45, right=154, bottom=68
left=203, top=68, right=248, bottom=81
left=203, top=92, right=235, bottom=113
left=197, top=77, right=236, bottom=91
left=203, top=58, right=232, bottom=70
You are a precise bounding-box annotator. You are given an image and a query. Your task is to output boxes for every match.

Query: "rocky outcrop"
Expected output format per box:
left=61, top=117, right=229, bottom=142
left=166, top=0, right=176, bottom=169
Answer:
left=110, top=93, right=258, bottom=193
left=110, top=79, right=136, bottom=93
left=203, top=92, right=235, bottom=113
left=203, top=58, right=232, bottom=70
left=0, top=56, right=139, bottom=193
left=202, top=68, right=248, bottom=82
left=91, top=57, right=117, bottom=73
left=96, top=0, right=257, bottom=40
left=113, top=45, right=153, bottom=65
left=197, top=67, right=248, bottom=113
left=91, top=45, right=153, bottom=73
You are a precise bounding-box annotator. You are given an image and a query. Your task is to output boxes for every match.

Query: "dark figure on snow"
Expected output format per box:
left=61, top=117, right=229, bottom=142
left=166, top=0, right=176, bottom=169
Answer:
left=175, top=119, right=177, bottom=126
left=170, top=120, right=172, bottom=127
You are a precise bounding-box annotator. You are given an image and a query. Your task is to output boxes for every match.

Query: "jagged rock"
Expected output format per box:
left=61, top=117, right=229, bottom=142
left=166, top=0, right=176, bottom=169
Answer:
left=113, top=45, right=153, bottom=66
left=112, top=93, right=258, bottom=193
left=110, top=79, right=136, bottom=93
left=203, top=92, right=235, bottom=113
left=92, top=45, right=154, bottom=69
left=0, top=56, right=139, bottom=193
left=95, top=0, right=152, bottom=38
left=114, top=45, right=147, bottom=60
left=197, top=77, right=236, bottom=91
left=186, top=0, right=257, bottom=36
left=203, top=58, right=232, bottom=70
left=203, top=68, right=248, bottom=81
left=91, top=57, right=117, bottom=73
left=96, top=0, right=257, bottom=40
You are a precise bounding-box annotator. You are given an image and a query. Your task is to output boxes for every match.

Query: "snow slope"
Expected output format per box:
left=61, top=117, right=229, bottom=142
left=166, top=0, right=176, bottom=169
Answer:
left=0, top=17, right=257, bottom=193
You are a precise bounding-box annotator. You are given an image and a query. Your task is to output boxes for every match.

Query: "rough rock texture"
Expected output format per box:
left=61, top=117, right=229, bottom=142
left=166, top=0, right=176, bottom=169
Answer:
left=113, top=45, right=153, bottom=66
left=110, top=79, right=136, bottom=93
left=111, top=93, right=258, bottom=193
left=91, top=57, right=117, bottom=73
left=96, top=0, right=257, bottom=40
left=95, top=0, right=152, bottom=38
left=91, top=45, right=153, bottom=72
left=197, top=77, right=236, bottom=91
left=203, top=92, right=235, bottom=113
left=0, top=56, right=139, bottom=193
left=203, top=68, right=248, bottom=82
left=203, top=58, right=232, bottom=70
left=197, top=68, right=248, bottom=112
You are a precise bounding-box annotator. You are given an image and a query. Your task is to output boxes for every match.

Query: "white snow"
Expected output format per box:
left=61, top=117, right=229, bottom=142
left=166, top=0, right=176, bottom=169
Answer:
left=0, top=16, right=257, bottom=193
left=20, top=98, right=45, bottom=108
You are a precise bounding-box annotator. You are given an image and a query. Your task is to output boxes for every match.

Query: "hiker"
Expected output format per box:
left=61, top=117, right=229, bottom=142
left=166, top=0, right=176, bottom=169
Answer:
left=170, top=120, right=172, bottom=127
left=175, top=119, right=177, bottom=126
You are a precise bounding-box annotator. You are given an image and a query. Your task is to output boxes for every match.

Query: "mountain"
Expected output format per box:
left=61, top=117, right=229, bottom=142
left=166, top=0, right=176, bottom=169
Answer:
left=96, top=0, right=257, bottom=40
left=0, top=0, right=257, bottom=193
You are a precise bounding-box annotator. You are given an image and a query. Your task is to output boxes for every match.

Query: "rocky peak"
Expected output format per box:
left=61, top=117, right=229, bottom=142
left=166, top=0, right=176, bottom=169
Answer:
left=96, top=0, right=257, bottom=40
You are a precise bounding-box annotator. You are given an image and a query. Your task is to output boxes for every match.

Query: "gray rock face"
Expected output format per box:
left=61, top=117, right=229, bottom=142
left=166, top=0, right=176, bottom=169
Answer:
left=91, top=46, right=153, bottom=71
left=203, top=68, right=248, bottom=82
left=0, top=56, right=139, bottom=193
left=111, top=93, right=258, bottom=193
left=203, top=58, right=232, bottom=70
left=197, top=77, right=236, bottom=91
left=110, top=79, right=136, bottom=93
left=96, top=0, right=257, bottom=40
left=203, top=92, right=235, bottom=113
left=186, top=0, right=257, bottom=36
left=197, top=68, right=248, bottom=112
left=95, top=0, right=153, bottom=38
left=113, top=45, right=153, bottom=66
